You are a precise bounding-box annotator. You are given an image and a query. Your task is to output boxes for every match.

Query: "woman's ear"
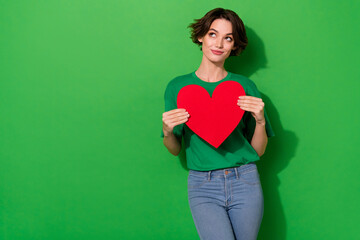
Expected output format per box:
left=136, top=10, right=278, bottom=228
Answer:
left=198, top=37, right=203, bottom=43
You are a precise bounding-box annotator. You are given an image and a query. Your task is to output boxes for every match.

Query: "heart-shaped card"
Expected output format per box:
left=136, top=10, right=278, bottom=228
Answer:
left=177, top=81, right=246, bottom=148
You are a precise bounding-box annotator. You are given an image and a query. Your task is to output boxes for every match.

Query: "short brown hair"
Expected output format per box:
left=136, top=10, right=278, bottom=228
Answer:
left=188, top=8, right=248, bottom=56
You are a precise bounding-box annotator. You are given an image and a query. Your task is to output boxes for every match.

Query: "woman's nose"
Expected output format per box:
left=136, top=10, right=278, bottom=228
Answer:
left=216, top=38, right=223, bottom=48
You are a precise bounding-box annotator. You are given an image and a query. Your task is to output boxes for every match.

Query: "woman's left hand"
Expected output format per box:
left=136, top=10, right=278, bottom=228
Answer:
left=237, top=96, right=266, bottom=125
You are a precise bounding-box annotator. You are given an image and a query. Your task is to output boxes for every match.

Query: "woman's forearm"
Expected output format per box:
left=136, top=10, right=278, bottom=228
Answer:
left=250, top=122, right=268, bottom=157
left=163, top=130, right=182, bottom=156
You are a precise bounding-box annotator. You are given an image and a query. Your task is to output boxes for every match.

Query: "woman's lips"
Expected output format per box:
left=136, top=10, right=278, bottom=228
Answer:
left=211, top=50, right=224, bottom=55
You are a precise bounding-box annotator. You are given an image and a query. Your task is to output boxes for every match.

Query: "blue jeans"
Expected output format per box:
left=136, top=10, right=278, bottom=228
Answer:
left=187, top=162, right=264, bottom=240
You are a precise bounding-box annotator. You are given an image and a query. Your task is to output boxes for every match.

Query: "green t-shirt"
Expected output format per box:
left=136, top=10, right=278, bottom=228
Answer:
left=161, top=70, right=275, bottom=171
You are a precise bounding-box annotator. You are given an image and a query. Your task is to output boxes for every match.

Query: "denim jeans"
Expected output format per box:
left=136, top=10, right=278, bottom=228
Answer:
left=187, top=162, right=264, bottom=240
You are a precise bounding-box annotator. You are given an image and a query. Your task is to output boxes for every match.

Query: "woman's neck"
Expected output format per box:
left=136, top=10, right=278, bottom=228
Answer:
left=195, top=55, right=227, bottom=82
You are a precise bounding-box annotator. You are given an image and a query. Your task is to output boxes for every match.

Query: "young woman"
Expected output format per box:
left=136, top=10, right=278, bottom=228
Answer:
left=161, top=8, right=275, bottom=240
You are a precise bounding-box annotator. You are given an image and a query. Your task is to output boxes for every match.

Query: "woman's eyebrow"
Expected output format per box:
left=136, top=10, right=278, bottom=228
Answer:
left=209, top=28, right=233, bottom=35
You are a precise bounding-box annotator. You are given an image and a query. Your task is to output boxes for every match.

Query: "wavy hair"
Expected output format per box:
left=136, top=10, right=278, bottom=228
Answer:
left=188, top=8, right=248, bottom=56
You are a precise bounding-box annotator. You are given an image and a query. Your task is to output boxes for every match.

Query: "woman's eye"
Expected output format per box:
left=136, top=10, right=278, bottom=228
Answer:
left=209, top=32, right=232, bottom=41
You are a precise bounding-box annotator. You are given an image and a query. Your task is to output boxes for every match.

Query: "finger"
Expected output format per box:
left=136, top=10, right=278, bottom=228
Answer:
left=164, top=111, right=190, bottom=121
left=174, top=116, right=190, bottom=125
left=166, top=116, right=189, bottom=128
left=164, top=111, right=189, bottom=121
left=163, top=109, right=188, bottom=118
left=174, top=108, right=187, bottom=112
left=238, top=99, right=264, bottom=106
left=168, top=115, right=189, bottom=124
left=238, top=95, right=262, bottom=101
left=239, top=105, right=263, bottom=113
left=237, top=98, right=264, bottom=105
left=238, top=101, right=264, bottom=107
left=238, top=96, right=262, bottom=102
left=237, top=102, right=264, bottom=109
left=164, top=108, right=186, bottom=116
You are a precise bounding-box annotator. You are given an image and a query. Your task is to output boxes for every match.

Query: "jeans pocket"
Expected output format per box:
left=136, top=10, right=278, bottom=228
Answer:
left=188, top=174, right=208, bottom=189
left=239, top=167, right=261, bottom=185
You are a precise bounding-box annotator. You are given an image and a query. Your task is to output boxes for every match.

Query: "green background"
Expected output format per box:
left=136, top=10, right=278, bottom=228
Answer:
left=1, top=0, right=359, bottom=239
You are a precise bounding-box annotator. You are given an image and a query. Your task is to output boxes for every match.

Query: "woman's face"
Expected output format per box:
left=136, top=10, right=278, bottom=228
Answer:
left=198, top=18, right=236, bottom=64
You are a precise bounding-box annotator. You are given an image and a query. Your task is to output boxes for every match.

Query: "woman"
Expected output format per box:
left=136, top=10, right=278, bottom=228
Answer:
left=161, top=8, right=275, bottom=240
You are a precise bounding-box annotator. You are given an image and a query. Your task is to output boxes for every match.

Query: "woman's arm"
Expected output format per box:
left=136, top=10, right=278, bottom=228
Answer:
left=162, top=108, right=189, bottom=156
left=237, top=95, right=269, bottom=157
left=163, top=132, right=182, bottom=156
left=250, top=121, right=268, bottom=157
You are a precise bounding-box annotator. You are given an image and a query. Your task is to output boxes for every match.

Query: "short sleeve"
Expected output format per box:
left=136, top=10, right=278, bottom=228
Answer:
left=160, top=81, right=184, bottom=138
left=243, top=81, right=275, bottom=141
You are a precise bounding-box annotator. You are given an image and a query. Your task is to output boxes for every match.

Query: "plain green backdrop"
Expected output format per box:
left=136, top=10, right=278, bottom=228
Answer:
left=1, top=0, right=359, bottom=239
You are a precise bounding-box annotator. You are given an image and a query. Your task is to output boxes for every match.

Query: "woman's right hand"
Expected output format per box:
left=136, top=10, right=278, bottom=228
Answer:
left=162, top=108, right=190, bottom=136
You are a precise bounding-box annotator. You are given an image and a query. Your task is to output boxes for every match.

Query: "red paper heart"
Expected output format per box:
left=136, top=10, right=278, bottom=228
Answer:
left=177, top=81, right=246, bottom=148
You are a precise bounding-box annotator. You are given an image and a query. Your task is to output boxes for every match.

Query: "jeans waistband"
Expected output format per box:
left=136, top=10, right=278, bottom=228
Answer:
left=189, top=162, right=257, bottom=181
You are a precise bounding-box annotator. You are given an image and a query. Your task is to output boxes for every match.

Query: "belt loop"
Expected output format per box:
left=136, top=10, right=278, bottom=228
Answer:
left=235, top=167, right=239, bottom=179
left=208, top=171, right=211, bottom=181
